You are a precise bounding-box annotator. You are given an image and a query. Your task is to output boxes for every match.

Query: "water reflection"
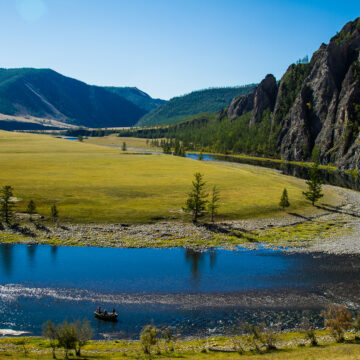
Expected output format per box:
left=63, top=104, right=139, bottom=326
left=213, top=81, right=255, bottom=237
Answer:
left=209, top=248, right=217, bottom=269
left=50, top=245, right=58, bottom=263
left=0, top=244, right=13, bottom=276
left=27, top=245, right=37, bottom=266
left=185, top=249, right=204, bottom=280
left=185, top=249, right=217, bottom=280
left=186, top=153, right=360, bottom=191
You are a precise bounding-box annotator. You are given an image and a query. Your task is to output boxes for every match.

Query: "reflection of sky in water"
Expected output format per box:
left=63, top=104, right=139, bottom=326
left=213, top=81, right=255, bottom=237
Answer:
left=0, top=244, right=358, bottom=293
left=0, top=244, right=358, bottom=338
left=0, top=244, right=312, bottom=293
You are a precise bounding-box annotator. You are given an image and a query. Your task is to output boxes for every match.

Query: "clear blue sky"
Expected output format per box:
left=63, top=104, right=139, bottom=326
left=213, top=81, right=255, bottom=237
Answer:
left=0, top=0, right=359, bottom=99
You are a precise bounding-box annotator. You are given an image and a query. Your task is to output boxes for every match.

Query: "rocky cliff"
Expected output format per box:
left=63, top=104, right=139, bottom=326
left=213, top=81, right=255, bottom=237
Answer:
left=227, top=17, right=360, bottom=169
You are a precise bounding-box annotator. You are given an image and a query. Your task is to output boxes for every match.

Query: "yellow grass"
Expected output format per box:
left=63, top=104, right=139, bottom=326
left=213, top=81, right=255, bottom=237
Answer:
left=85, top=134, right=160, bottom=152
left=0, top=131, right=338, bottom=223
left=1, top=334, right=360, bottom=359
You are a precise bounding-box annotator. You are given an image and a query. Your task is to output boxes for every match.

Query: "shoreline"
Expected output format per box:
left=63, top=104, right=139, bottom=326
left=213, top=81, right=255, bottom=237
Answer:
left=0, top=185, right=359, bottom=255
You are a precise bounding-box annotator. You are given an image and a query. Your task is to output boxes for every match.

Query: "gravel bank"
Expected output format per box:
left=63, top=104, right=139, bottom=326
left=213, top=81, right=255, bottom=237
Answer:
left=1, top=185, right=359, bottom=254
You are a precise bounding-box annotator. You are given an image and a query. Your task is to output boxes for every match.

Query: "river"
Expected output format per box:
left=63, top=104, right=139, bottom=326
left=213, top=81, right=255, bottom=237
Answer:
left=1, top=244, right=359, bottom=338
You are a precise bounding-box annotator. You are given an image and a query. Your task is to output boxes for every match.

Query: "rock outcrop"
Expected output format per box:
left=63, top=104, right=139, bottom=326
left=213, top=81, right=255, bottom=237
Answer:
left=227, top=17, right=360, bottom=169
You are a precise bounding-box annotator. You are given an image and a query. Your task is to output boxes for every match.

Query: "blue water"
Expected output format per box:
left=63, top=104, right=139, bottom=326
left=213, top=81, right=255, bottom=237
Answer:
left=184, top=153, right=360, bottom=191
left=0, top=244, right=359, bottom=338
left=0, top=245, right=306, bottom=292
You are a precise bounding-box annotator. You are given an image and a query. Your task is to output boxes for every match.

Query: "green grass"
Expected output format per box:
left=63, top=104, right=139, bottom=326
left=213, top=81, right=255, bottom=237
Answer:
left=0, top=131, right=339, bottom=224
left=2, top=331, right=360, bottom=359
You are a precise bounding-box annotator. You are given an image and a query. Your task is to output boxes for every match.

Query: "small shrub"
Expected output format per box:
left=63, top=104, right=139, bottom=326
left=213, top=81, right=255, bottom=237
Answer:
left=74, top=319, right=93, bottom=356
left=140, top=325, right=159, bottom=355
left=42, top=320, right=58, bottom=359
left=56, top=321, right=77, bottom=359
left=322, top=304, right=352, bottom=342
left=301, top=313, right=318, bottom=346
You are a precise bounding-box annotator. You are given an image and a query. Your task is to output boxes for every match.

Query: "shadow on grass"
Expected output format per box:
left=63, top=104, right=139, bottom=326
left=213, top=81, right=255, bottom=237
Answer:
left=316, top=203, right=360, bottom=218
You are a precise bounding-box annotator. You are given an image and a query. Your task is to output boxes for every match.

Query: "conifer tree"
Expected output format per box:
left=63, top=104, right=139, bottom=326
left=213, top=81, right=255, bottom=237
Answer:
left=122, top=142, right=127, bottom=151
left=0, top=185, right=15, bottom=224
left=51, top=205, right=58, bottom=223
left=279, top=188, right=290, bottom=210
left=183, top=173, right=208, bottom=222
left=303, top=162, right=323, bottom=206
left=198, top=151, right=203, bottom=161
left=208, top=185, right=220, bottom=222
left=27, top=200, right=36, bottom=220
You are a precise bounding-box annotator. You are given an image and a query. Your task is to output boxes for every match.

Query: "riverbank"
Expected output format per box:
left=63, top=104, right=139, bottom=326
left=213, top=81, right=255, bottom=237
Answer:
left=1, top=331, right=360, bottom=359
left=0, top=185, right=359, bottom=254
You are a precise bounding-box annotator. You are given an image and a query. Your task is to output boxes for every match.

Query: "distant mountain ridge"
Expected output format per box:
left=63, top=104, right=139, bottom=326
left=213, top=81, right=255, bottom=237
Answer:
left=0, top=68, right=163, bottom=128
left=104, top=86, right=166, bottom=112
left=136, top=85, right=257, bottom=127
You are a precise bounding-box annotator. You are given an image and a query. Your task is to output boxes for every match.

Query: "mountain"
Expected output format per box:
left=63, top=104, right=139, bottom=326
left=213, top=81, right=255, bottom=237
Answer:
left=134, top=17, right=360, bottom=170
left=0, top=68, right=148, bottom=128
left=136, top=85, right=257, bottom=127
left=103, top=86, right=165, bottom=112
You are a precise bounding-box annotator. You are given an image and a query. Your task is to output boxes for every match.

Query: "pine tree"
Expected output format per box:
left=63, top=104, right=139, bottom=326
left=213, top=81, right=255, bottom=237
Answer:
left=0, top=185, right=15, bottom=224
left=51, top=205, right=58, bottom=223
left=208, top=185, right=220, bottom=222
left=122, top=142, right=127, bottom=151
left=303, top=162, right=323, bottom=206
left=198, top=151, right=203, bottom=161
left=183, top=173, right=208, bottom=222
left=279, top=188, right=290, bottom=210
left=27, top=200, right=36, bottom=220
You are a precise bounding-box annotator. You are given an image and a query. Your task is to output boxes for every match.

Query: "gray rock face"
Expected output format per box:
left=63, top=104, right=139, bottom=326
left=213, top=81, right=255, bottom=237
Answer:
left=227, top=74, right=277, bottom=124
left=250, top=74, right=278, bottom=126
left=227, top=92, right=254, bottom=118
left=279, top=18, right=360, bottom=169
left=226, top=17, right=360, bottom=169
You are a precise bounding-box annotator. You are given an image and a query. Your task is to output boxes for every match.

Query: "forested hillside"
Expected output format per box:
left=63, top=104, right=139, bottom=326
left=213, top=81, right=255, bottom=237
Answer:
left=103, top=86, right=165, bottom=112
left=136, top=85, right=257, bottom=126
left=122, top=17, right=360, bottom=170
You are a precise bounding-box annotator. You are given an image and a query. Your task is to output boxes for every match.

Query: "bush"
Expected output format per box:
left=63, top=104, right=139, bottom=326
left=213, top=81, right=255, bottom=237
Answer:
left=73, top=319, right=93, bottom=356
left=56, top=321, right=77, bottom=359
left=140, top=325, right=159, bottom=355
left=322, top=305, right=352, bottom=342
left=42, top=319, right=93, bottom=359
left=42, top=320, right=58, bottom=358
left=301, top=313, right=318, bottom=346
left=241, top=322, right=278, bottom=353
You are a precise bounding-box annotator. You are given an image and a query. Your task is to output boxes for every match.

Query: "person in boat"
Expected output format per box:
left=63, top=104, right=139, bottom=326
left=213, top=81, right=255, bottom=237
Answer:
left=97, top=306, right=102, bottom=313
left=112, top=308, right=116, bottom=314
left=104, top=309, right=108, bottom=315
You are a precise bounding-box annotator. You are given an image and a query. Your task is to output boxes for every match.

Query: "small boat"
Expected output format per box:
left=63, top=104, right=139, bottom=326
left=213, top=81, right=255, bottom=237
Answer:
left=94, top=310, right=118, bottom=322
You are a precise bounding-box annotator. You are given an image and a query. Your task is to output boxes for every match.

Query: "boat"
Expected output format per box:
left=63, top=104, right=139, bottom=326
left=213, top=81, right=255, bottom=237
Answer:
left=94, top=310, right=118, bottom=322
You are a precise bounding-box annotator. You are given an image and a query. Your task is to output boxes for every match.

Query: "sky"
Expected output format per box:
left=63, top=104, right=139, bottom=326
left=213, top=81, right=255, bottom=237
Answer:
left=0, top=0, right=359, bottom=100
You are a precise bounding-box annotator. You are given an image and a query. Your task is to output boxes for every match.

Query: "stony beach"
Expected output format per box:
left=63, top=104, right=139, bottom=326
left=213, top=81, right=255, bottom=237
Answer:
left=1, top=185, right=359, bottom=254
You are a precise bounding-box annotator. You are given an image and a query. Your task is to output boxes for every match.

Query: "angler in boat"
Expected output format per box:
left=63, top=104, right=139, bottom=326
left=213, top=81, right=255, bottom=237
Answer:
left=94, top=306, right=118, bottom=321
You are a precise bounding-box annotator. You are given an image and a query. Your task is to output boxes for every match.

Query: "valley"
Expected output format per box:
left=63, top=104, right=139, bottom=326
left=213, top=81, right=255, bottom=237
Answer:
left=1, top=6, right=360, bottom=359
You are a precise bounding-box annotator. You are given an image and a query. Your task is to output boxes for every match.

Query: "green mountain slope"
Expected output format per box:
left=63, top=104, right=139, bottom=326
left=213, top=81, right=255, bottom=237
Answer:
left=125, top=17, right=360, bottom=170
left=104, top=86, right=165, bottom=112
left=0, top=68, right=146, bottom=128
left=136, top=85, right=257, bottom=127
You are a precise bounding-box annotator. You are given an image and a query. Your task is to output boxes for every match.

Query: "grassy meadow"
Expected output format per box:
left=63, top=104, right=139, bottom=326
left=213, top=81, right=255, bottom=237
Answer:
left=85, top=134, right=161, bottom=152
left=2, top=332, right=360, bottom=359
left=0, top=131, right=339, bottom=223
